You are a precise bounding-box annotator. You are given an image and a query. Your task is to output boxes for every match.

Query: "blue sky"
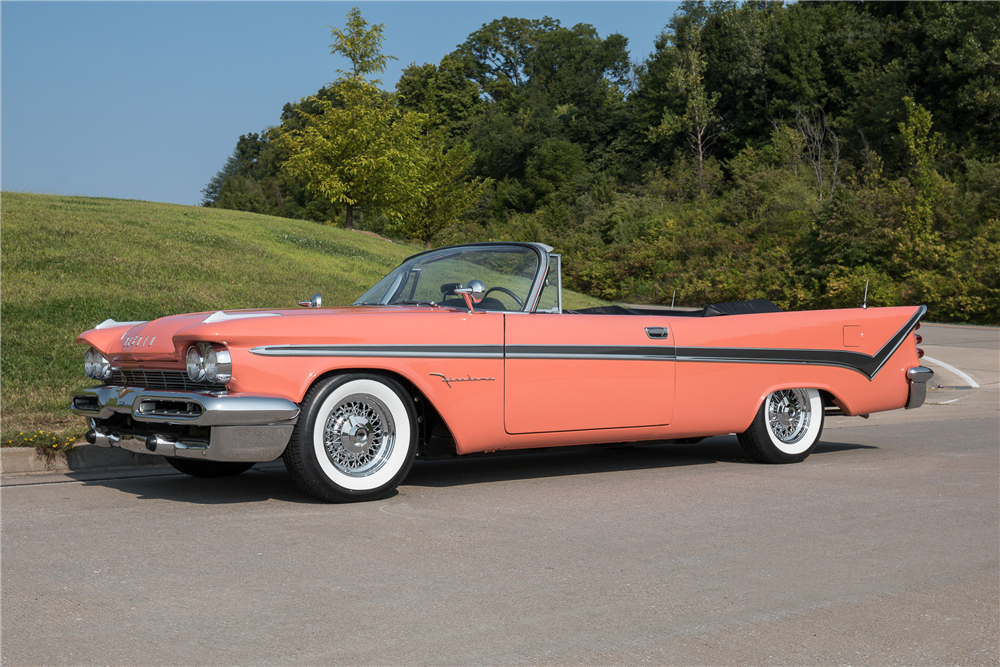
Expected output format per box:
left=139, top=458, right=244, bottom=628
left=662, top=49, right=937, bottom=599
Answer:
left=2, top=2, right=680, bottom=206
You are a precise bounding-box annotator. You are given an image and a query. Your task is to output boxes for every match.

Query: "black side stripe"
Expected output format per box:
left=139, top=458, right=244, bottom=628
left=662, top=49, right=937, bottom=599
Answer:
left=676, top=305, right=926, bottom=380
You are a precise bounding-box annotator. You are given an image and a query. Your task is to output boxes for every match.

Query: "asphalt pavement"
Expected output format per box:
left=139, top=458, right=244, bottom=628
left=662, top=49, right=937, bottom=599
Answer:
left=2, top=324, right=997, bottom=666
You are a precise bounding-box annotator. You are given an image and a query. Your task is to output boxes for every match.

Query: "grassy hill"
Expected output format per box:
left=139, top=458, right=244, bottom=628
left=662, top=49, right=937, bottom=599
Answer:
left=1, top=192, right=417, bottom=445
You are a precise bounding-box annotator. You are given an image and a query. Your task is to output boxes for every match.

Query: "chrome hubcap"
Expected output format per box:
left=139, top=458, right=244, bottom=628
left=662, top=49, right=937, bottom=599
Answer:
left=324, top=395, right=395, bottom=477
left=767, top=389, right=812, bottom=444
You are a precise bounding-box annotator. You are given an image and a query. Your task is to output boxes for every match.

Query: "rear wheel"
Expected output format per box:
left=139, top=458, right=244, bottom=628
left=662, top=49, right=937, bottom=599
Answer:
left=164, top=458, right=255, bottom=478
left=283, top=374, right=416, bottom=503
left=737, top=388, right=824, bottom=463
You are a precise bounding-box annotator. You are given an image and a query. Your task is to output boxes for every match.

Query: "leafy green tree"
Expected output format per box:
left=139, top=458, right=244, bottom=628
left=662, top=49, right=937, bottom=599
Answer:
left=328, top=6, right=396, bottom=84
left=280, top=83, right=425, bottom=229
left=396, top=55, right=483, bottom=139
left=525, top=138, right=587, bottom=203
left=279, top=8, right=421, bottom=229
left=649, top=22, right=722, bottom=196
left=389, top=137, right=488, bottom=248
left=455, top=17, right=560, bottom=102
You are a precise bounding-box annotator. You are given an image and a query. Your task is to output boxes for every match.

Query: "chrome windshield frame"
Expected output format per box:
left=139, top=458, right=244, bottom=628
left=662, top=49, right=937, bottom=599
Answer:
left=354, top=242, right=554, bottom=313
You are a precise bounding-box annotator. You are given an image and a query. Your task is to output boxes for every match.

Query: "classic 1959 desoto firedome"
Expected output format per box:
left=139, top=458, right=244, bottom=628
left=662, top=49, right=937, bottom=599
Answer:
left=71, top=242, right=933, bottom=502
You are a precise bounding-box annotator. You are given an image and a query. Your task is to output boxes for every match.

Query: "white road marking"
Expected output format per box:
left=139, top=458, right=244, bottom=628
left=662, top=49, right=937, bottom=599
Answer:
left=922, top=356, right=981, bottom=388
left=939, top=398, right=961, bottom=405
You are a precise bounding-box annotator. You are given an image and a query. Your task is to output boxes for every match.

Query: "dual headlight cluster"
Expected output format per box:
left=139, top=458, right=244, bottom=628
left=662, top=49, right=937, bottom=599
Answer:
left=84, top=348, right=113, bottom=380
left=185, top=342, right=232, bottom=384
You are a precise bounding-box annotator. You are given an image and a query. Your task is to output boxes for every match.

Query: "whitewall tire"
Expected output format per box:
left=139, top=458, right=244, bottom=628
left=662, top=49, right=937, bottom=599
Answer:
left=283, top=374, right=416, bottom=502
left=737, top=388, right=824, bottom=464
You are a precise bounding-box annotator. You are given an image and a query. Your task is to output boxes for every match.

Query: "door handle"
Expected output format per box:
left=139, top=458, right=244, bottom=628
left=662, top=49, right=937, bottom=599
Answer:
left=645, top=326, right=669, bottom=339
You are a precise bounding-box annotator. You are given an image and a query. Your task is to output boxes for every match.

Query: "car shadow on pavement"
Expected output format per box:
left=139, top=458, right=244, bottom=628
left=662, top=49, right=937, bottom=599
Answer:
left=402, top=436, right=878, bottom=489
left=66, top=462, right=334, bottom=505
left=63, top=437, right=876, bottom=502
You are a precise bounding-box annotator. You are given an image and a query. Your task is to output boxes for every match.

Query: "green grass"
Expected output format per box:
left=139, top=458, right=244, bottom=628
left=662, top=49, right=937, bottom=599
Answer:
left=1, top=193, right=416, bottom=441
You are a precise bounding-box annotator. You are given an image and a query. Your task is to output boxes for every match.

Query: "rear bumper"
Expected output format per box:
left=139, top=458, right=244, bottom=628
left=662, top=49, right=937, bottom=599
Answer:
left=70, top=386, right=298, bottom=462
left=906, top=366, right=934, bottom=409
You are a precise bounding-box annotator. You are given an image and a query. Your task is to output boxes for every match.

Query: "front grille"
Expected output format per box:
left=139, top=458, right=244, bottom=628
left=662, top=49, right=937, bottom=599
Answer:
left=110, top=369, right=203, bottom=392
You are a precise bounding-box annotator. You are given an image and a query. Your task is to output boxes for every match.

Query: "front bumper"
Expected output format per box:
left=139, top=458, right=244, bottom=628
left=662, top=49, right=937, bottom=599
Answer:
left=906, top=366, right=934, bottom=409
left=70, top=386, right=299, bottom=462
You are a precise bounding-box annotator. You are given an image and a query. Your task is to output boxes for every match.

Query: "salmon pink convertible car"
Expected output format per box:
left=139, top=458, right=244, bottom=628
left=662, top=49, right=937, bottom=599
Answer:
left=71, top=242, right=933, bottom=502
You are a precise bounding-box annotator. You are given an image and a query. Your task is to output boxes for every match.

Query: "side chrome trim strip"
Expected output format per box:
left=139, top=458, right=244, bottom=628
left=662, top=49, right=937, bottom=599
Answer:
left=250, top=344, right=505, bottom=359
left=506, top=345, right=676, bottom=361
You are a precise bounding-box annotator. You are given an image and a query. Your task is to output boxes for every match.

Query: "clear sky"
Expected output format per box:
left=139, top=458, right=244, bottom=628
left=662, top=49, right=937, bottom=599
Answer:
left=2, top=1, right=680, bottom=207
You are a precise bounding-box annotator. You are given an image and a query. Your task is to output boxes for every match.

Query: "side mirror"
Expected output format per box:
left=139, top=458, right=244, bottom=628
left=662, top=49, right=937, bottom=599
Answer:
left=298, top=293, right=322, bottom=308
left=454, top=280, right=485, bottom=312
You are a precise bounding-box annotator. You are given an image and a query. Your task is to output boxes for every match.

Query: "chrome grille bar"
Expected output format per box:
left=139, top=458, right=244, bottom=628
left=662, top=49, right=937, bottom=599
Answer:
left=109, top=370, right=204, bottom=392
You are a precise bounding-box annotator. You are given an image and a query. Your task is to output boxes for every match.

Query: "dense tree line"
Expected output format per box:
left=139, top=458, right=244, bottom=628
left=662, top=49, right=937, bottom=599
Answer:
left=204, top=2, right=999, bottom=323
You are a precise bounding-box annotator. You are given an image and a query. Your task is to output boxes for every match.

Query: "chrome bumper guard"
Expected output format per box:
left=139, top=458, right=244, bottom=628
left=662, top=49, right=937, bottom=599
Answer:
left=70, top=386, right=299, bottom=462
left=906, top=366, right=934, bottom=410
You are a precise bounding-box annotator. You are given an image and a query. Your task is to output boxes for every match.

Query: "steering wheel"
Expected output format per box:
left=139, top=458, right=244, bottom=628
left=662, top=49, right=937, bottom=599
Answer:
left=484, top=286, right=525, bottom=310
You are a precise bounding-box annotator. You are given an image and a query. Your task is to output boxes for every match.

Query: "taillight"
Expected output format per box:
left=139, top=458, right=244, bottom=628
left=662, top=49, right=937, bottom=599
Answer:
left=914, top=333, right=922, bottom=344
left=915, top=322, right=921, bottom=330
left=917, top=348, right=925, bottom=358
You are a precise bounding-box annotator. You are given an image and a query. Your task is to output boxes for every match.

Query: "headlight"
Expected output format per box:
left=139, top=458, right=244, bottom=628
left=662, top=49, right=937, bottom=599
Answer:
left=186, top=343, right=231, bottom=384
left=186, top=346, right=205, bottom=382
left=84, top=348, right=111, bottom=380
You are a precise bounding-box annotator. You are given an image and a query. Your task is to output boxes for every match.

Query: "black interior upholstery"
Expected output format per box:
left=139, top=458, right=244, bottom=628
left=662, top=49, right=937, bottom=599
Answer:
left=565, top=299, right=782, bottom=317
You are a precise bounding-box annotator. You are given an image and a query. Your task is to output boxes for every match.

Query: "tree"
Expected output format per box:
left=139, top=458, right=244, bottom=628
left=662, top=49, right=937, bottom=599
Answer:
left=389, top=137, right=488, bottom=248
left=280, top=83, right=424, bottom=229
left=396, top=55, right=483, bottom=138
left=328, top=6, right=396, bottom=84
left=202, top=132, right=286, bottom=212
left=454, top=16, right=559, bottom=102
left=795, top=106, right=840, bottom=201
left=649, top=23, right=723, bottom=196
left=279, top=8, right=419, bottom=229
left=280, top=8, right=484, bottom=238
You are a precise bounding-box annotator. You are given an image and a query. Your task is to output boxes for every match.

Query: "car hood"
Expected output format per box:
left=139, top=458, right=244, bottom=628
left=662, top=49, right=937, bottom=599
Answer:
left=76, top=305, right=458, bottom=360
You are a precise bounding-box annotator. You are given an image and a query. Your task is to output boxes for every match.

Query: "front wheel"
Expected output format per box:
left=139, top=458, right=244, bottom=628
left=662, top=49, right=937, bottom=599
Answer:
left=283, top=374, right=416, bottom=503
left=737, top=388, right=824, bottom=464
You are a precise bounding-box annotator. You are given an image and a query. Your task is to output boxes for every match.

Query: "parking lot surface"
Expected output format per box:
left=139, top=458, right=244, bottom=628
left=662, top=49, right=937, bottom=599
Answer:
left=3, top=324, right=997, bottom=665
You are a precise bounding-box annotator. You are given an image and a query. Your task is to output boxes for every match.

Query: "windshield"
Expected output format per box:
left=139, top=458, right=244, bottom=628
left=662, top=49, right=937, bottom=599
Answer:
left=354, top=245, right=541, bottom=312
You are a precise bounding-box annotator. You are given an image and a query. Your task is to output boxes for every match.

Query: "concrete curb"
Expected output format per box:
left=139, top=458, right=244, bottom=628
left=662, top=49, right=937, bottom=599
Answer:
left=0, top=445, right=165, bottom=475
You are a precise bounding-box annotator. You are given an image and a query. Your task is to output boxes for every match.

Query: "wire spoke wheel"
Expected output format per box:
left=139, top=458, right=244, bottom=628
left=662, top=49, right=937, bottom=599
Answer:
left=324, top=395, right=395, bottom=477
left=283, top=374, right=416, bottom=502
left=766, top=388, right=812, bottom=445
left=738, top=387, right=824, bottom=463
